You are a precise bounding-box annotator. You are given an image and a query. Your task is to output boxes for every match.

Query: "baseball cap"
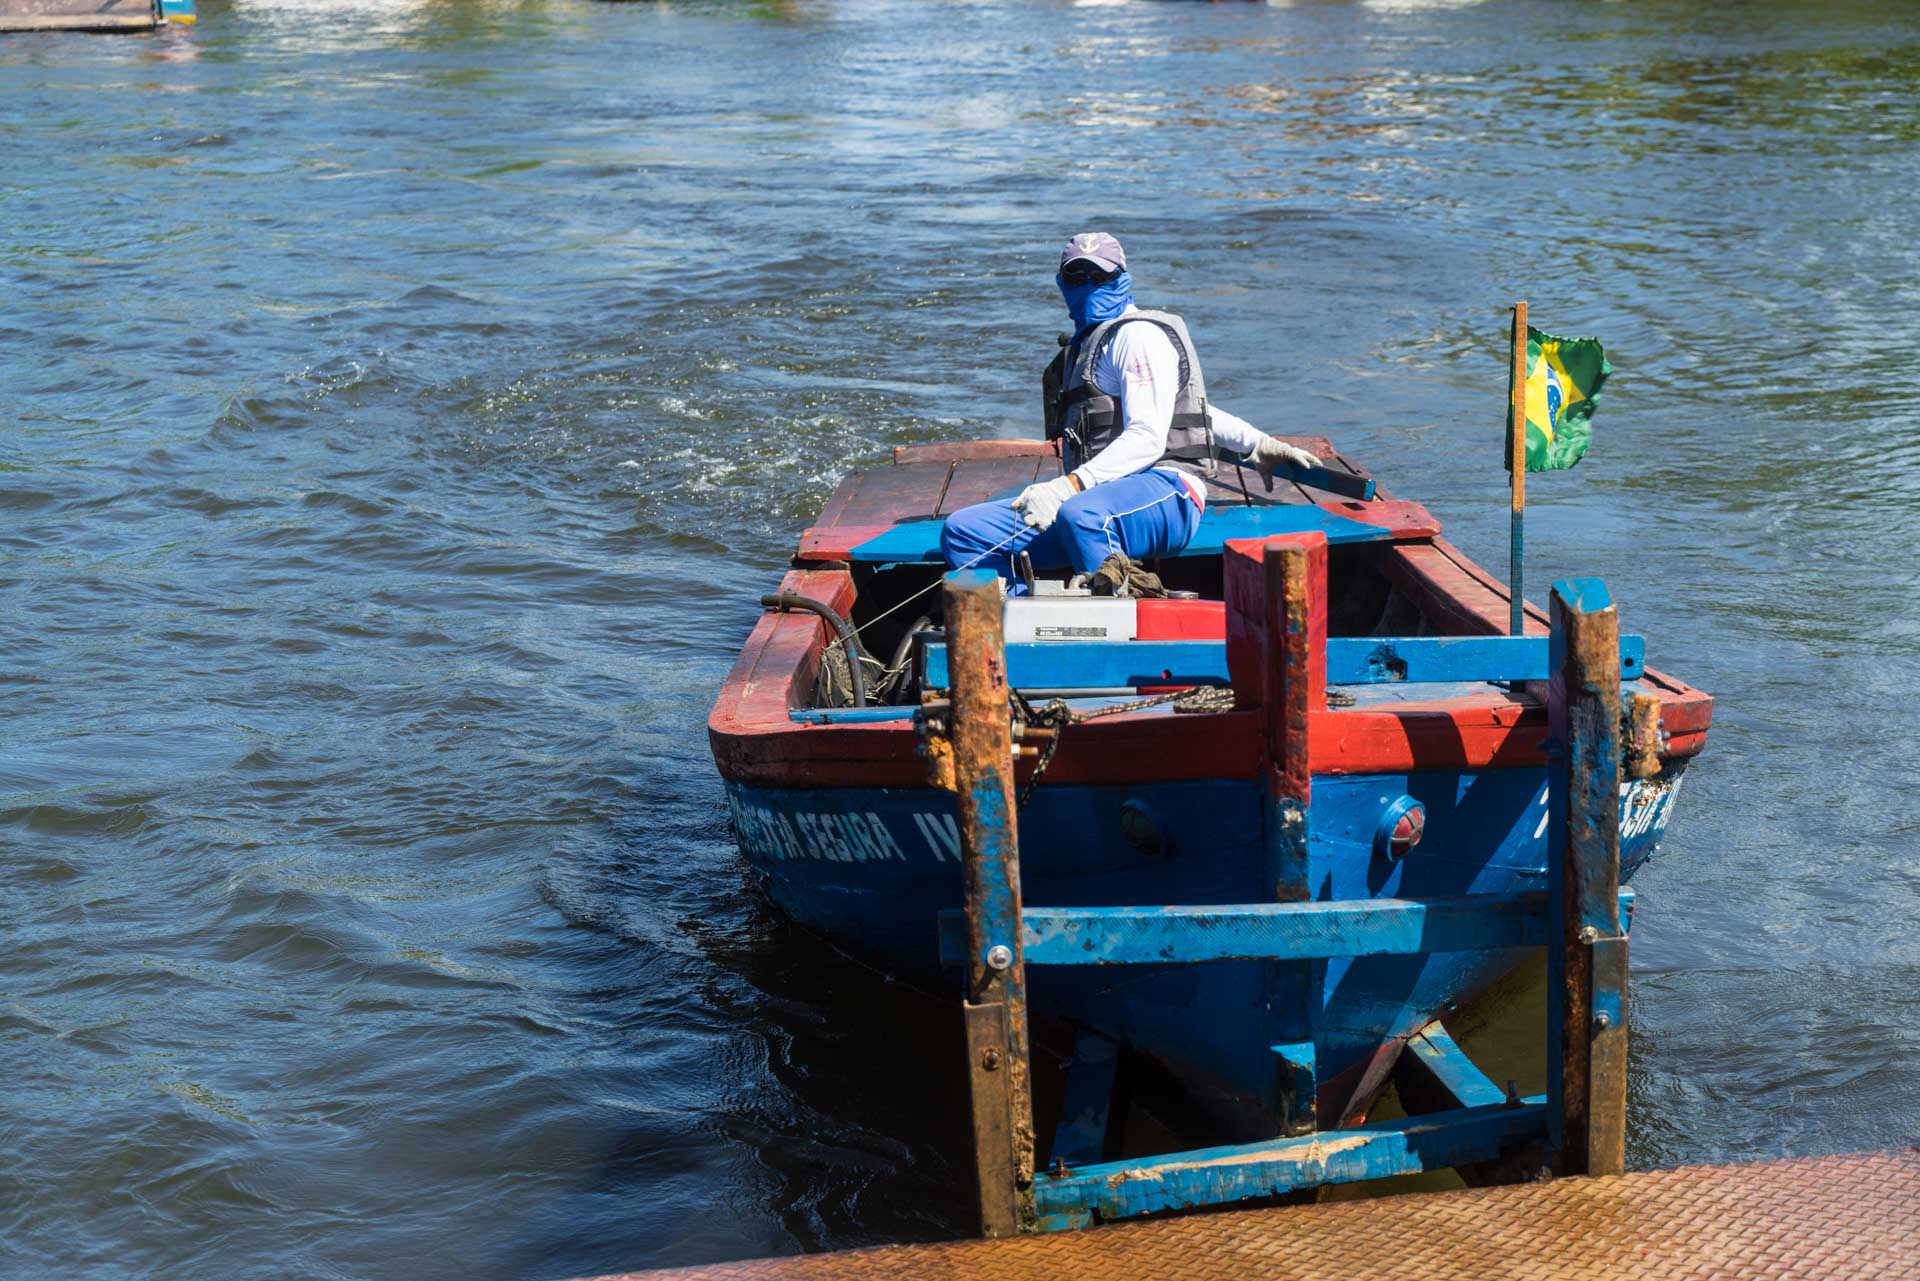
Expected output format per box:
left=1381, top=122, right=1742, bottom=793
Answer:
left=1059, top=231, right=1126, bottom=274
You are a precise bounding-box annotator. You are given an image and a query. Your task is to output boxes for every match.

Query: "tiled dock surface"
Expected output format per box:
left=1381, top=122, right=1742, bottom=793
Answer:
left=598, top=1150, right=1919, bottom=1281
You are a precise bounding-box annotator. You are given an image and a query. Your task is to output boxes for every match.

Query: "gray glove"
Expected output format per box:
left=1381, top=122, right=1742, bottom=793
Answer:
left=1250, top=437, right=1323, bottom=491
left=1010, top=475, right=1078, bottom=531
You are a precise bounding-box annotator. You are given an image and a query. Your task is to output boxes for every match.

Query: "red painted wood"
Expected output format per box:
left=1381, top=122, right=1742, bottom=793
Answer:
left=892, top=439, right=1060, bottom=465
left=796, top=522, right=911, bottom=563
left=1221, top=534, right=1326, bottom=802
left=1314, top=500, right=1441, bottom=541
left=1376, top=536, right=1714, bottom=749
left=709, top=568, right=857, bottom=744
left=828, top=462, right=950, bottom=527
left=937, top=456, right=1050, bottom=514
left=1224, top=537, right=1269, bottom=712
left=1135, top=599, right=1227, bottom=641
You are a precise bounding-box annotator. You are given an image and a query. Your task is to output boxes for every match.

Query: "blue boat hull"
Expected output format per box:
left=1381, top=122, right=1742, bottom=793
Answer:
left=726, top=762, right=1688, bottom=1127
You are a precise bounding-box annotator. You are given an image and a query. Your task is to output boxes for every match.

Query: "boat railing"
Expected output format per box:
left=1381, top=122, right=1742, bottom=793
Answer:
left=922, top=534, right=1632, bottom=1236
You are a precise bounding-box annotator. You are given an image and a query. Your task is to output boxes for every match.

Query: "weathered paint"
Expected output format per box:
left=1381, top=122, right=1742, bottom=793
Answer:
left=1546, top=577, right=1628, bottom=1178
left=939, top=569, right=1036, bottom=1235
left=934, top=890, right=1639, bottom=968
left=918, top=634, right=1647, bottom=693
left=1033, top=1101, right=1548, bottom=1221
left=724, top=759, right=1683, bottom=1130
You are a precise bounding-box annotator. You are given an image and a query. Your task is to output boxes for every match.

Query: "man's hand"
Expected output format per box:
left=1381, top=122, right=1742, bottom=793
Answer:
left=1010, top=476, right=1079, bottom=531
left=1250, top=437, right=1323, bottom=491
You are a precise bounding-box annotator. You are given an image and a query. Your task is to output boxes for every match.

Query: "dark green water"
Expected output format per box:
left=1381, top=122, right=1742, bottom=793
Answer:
left=3, top=1, right=1915, bottom=1276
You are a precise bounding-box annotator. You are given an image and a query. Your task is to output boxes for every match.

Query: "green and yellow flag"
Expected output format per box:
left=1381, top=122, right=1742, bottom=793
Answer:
left=1510, top=328, right=1610, bottom=471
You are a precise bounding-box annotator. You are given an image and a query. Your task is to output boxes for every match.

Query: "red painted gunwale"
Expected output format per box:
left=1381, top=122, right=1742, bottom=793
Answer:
left=708, top=441, right=1713, bottom=790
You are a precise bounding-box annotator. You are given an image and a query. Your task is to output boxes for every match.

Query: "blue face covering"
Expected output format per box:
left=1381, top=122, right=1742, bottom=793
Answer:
left=1058, top=269, right=1134, bottom=335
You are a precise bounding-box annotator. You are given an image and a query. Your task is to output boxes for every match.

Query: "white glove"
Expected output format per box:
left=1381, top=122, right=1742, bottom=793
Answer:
left=1250, top=436, right=1323, bottom=490
left=1010, top=475, right=1079, bottom=531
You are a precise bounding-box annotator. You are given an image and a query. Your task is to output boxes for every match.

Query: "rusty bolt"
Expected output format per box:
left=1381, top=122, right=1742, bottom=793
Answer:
left=981, top=1047, right=1002, bottom=1071
left=986, top=945, right=1013, bottom=971
left=1578, top=925, right=1601, bottom=945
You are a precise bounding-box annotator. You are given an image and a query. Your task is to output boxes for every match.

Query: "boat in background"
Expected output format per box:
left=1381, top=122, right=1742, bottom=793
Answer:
left=0, top=0, right=192, bottom=32
left=708, top=436, right=1710, bottom=1139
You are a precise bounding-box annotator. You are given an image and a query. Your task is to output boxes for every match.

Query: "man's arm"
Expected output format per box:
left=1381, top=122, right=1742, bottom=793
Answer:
left=1211, top=402, right=1323, bottom=480
left=1208, top=404, right=1266, bottom=457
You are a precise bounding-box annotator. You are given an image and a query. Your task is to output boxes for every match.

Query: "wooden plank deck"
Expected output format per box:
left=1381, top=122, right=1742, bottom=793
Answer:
left=586, top=1150, right=1920, bottom=1281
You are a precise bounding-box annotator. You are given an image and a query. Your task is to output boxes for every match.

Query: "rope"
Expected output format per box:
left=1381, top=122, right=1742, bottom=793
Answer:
left=811, top=525, right=1030, bottom=669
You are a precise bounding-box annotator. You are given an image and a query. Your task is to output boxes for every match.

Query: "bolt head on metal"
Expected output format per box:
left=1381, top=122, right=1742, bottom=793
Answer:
left=986, top=944, right=1013, bottom=971
left=1578, top=925, right=1601, bottom=944
left=1594, top=1010, right=1613, bottom=1030
left=981, top=1047, right=1002, bottom=1071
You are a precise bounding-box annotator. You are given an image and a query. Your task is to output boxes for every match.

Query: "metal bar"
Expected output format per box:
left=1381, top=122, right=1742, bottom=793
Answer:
left=933, top=889, right=1639, bottom=967
left=919, top=635, right=1646, bottom=694
left=1547, top=577, right=1627, bottom=1176
left=1509, top=302, right=1528, bottom=636
left=1588, top=936, right=1629, bottom=1175
left=1033, top=1101, right=1549, bottom=1223
left=942, top=568, right=1036, bottom=1236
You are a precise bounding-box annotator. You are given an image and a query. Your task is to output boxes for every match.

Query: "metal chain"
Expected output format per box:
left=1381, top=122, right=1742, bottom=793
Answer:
left=1012, top=686, right=1238, bottom=809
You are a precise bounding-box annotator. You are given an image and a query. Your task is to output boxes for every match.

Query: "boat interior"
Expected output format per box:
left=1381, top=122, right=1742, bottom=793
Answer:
left=778, top=438, right=1697, bottom=720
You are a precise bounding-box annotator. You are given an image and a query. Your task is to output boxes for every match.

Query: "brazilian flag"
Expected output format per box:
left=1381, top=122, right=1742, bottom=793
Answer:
left=1510, top=328, right=1610, bottom=471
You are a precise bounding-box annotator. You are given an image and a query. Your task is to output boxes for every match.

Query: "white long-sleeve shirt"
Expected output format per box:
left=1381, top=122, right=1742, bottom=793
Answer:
left=1067, top=306, right=1267, bottom=505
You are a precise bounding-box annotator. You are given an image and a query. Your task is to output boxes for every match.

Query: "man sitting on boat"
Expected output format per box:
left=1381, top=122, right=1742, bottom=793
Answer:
left=939, top=231, right=1321, bottom=592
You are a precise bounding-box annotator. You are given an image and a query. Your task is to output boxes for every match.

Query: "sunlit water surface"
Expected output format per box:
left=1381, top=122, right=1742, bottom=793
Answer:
left=3, top=1, right=1916, bottom=1276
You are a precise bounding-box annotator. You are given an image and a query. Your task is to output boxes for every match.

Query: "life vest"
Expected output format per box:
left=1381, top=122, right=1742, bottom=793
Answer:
left=1042, top=309, right=1218, bottom=479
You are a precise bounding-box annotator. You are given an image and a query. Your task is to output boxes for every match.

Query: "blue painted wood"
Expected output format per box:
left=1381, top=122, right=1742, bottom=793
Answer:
left=1033, top=1101, right=1548, bottom=1221
left=1326, top=635, right=1644, bottom=685
left=935, top=890, right=1637, bottom=967
left=789, top=704, right=922, bottom=724
left=1050, top=1030, right=1121, bottom=1167
left=919, top=635, right=1646, bottom=693
left=1403, top=1024, right=1508, bottom=1109
left=845, top=504, right=1396, bottom=564
left=1285, top=462, right=1377, bottom=502
left=922, top=640, right=1229, bottom=692
left=725, top=763, right=1684, bottom=1149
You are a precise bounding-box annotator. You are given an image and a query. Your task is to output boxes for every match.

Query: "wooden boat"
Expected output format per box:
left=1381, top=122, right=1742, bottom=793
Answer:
left=708, top=436, right=1711, bottom=1137
left=0, top=0, right=192, bottom=32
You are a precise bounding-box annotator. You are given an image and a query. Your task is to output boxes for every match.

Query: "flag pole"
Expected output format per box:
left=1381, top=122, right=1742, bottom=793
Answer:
left=1508, top=300, right=1528, bottom=636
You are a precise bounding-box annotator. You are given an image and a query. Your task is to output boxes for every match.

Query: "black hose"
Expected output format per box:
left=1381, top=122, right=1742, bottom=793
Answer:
left=886, top=614, right=933, bottom=704
left=761, top=593, right=866, bottom=708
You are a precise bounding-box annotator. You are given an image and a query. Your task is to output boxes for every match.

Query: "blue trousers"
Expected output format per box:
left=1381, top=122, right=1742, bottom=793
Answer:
left=940, top=468, right=1202, bottom=589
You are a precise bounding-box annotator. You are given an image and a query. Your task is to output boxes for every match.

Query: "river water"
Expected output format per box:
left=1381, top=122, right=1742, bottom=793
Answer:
left=3, top=1, right=1915, bottom=1276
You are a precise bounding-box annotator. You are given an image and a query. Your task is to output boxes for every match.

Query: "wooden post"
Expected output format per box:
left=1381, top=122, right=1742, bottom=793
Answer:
left=1509, top=302, right=1529, bottom=637
left=942, top=569, right=1036, bottom=1236
left=1546, top=578, right=1628, bottom=1177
